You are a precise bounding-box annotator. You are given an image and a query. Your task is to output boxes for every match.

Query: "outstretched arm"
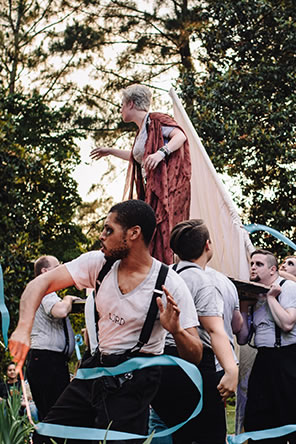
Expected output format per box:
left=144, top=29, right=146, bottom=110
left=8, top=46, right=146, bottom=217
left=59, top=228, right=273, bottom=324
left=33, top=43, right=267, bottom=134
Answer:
left=90, top=147, right=131, bottom=161
left=9, top=265, right=75, bottom=372
left=157, top=286, right=203, bottom=366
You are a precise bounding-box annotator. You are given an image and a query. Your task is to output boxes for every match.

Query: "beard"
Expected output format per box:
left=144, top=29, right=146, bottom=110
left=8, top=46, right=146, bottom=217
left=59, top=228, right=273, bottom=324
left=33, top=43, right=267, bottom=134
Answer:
left=104, top=238, right=130, bottom=261
left=105, top=246, right=129, bottom=261
left=250, top=275, right=260, bottom=282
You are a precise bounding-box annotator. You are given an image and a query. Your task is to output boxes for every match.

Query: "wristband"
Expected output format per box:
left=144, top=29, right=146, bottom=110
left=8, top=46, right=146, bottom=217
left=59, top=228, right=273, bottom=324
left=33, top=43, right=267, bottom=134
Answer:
left=158, top=147, right=167, bottom=159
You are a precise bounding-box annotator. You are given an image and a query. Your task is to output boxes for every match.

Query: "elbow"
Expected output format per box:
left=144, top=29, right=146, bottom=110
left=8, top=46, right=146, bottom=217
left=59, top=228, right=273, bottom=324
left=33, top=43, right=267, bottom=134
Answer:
left=281, top=322, right=295, bottom=333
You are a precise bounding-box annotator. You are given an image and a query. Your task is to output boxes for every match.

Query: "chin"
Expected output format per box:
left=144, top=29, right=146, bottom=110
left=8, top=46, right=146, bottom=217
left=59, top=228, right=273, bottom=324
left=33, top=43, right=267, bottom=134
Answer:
left=250, top=276, right=260, bottom=282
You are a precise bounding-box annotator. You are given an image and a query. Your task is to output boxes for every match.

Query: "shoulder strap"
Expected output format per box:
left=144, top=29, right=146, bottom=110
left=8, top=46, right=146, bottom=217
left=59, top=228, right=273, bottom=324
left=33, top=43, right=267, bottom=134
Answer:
left=173, top=264, right=197, bottom=274
left=129, top=263, right=169, bottom=354
left=248, top=279, right=287, bottom=348
left=247, top=305, right=257, bottom=348
left=274, top=279, right=286, bottom=348
left=94, top=259, right=117, bottom=338
left=62, top=318, right=70, bottom=357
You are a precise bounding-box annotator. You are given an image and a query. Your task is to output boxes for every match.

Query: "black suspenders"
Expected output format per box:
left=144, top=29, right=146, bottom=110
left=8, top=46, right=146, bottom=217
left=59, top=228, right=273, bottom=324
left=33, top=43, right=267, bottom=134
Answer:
left=94, top=261, right=169, bottom=353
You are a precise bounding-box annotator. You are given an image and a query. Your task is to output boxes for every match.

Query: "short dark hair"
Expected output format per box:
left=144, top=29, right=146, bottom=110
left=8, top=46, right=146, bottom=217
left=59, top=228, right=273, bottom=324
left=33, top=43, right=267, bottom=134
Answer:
left=170, top=219, right=210, bottom=260
left=109, top=200, right=156, bottom=246
left=250, top=249, right=278, bottom=270
left=34, top=256, right=51, bottom=277
left=34, top=255, right=59, bottom=277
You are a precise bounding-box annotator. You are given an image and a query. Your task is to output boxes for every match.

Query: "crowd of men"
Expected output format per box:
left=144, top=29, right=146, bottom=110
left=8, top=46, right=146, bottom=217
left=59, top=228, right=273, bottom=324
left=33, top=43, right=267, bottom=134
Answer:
left=6, top=199, right=296, bottom=444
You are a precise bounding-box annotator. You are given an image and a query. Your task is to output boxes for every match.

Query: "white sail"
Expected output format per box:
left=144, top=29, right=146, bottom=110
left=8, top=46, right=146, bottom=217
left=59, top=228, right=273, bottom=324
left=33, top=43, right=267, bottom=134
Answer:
left=169, top=88, right=253, bottom=281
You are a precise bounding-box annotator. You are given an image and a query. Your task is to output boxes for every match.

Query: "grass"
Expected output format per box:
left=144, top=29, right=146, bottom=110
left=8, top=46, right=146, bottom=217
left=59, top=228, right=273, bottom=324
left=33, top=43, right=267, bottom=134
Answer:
left=226, top=402, right=236, bottom=435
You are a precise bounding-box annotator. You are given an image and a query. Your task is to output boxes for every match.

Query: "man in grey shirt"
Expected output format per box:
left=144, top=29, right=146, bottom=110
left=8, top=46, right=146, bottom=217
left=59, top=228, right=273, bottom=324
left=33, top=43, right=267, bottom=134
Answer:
left=152, top=219, right=238, bottom=444
left=237, top=249, right=296, bottom=443
left=26, top=255, right=77, bottom=420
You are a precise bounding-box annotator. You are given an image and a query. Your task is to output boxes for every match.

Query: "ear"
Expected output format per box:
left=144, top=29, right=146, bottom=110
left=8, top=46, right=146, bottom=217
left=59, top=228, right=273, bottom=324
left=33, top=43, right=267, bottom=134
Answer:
left=41, top=267, right=48, bottom=274
left=205, top=239, right=211, bottom=252
left=127, top=100, right=134, bottom=110
left=128, top=225, right=141, bottom=241
left=270, top=265, right=277, bottom=276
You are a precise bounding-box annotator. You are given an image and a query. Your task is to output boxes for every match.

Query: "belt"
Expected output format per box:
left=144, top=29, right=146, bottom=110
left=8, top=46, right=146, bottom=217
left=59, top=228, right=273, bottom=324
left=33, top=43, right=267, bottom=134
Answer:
left=99, top=351, right=156, bottom=367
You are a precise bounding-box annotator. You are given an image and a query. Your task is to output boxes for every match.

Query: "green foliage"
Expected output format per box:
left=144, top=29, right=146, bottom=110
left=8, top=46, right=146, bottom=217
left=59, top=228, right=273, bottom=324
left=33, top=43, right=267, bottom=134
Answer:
left=0, top=91, right=87, bottom=365
left=0, top=392, right=35, bottom=443
left=183, top=0, right=296, bottom=257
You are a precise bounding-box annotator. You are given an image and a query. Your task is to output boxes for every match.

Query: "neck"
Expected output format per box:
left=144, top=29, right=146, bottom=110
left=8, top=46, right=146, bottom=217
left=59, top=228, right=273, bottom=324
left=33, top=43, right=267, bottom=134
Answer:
left=8, top=378, right=17, bottom=384
left=119, top=247, right=152, bottom=272
left=191, top=254, right=208, bottom=270
left=263, top=273, right=279, bottom=287
left=134, top=110, right=148, bottom=129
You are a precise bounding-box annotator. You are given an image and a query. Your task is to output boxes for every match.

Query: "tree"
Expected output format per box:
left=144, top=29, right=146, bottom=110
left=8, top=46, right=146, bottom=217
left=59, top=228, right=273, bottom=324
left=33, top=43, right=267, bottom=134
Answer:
left=0, top=0, right=105, bottom=101
left=0, top=91, right=87, bottom=351
left=185, top=0, right=296, bottom=256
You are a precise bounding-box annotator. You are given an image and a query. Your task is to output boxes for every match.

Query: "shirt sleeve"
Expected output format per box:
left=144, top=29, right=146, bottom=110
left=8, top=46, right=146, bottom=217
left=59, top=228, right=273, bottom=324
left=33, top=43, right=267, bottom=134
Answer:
left=41, top=293, right=61, bottom=316
left=65, top=251, right=106, bottom=290
left=161, top=126, right=175, bottom=139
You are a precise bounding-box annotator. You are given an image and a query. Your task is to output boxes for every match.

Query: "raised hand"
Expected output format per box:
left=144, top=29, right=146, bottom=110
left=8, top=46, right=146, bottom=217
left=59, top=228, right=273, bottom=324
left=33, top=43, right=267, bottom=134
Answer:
left=90, top=146, right=110, bottom=160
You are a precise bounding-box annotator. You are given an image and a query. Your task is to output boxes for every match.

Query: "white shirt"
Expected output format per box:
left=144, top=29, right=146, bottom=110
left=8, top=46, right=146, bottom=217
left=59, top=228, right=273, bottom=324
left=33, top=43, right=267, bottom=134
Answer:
left=66, top=251, right=198, bottom=355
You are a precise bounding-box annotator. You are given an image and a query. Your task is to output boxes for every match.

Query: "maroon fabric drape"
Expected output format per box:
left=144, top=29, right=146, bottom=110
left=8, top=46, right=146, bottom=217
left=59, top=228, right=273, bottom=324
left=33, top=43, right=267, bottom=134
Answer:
left=127, top=112, right=191, bottom=264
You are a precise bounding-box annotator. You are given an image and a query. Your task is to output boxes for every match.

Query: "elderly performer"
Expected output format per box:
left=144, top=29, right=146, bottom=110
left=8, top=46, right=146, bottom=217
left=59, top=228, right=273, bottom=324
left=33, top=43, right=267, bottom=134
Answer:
left=90, top=84, right=191, bottom=264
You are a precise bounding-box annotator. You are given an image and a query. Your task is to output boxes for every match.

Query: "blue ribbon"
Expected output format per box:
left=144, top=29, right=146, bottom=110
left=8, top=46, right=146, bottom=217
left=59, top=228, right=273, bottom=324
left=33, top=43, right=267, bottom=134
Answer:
left=228, top=425, right=296, bottom=443
left=75, top=334, right=83, bottom=361
left=0, top=264, right=10, bottom=347
left=244, top=224, right=296, bottom=251
left=37, top=355, right=203, bottom=440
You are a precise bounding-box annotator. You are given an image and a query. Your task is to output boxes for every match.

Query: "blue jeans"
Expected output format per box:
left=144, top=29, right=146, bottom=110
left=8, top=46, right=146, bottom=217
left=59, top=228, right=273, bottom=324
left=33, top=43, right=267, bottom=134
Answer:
left=149, top=407, right=173, bottom=444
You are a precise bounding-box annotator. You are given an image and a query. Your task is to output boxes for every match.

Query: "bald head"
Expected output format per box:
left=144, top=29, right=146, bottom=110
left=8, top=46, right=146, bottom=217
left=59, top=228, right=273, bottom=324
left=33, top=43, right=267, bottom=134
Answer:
left=34, top=255, right=60, bottom=277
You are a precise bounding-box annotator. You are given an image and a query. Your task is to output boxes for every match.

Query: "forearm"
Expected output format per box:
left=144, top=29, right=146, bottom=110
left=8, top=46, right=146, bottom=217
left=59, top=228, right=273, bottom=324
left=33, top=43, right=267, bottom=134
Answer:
left=231, top=309, right=243, bottom=334
left=279, top=270, right=296, bottom=282
left=107, top=148, right=131, bottom=161
left=17, top=278, right=52, bottom=333
left=165, top=128, right=187, bottom=153
left=267, top=296, right=296, bottom=331
left=51, top=296, right=74, bottom=318
left=236, top=312, right=250, bottom=344
left=210, top=331, right=237, bottom=375
left=173, top=328, right=203, bottom=366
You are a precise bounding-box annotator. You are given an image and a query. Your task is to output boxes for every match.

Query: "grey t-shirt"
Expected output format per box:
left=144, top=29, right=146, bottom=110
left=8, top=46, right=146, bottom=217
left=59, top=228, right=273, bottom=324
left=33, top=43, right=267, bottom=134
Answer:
left=254, top=277, right=296, bottom=347
left=206, top=267, right=240, bottom=369
left=168, top=261, right=224, bottom=350
left=30, top=292, right=75, bottom=355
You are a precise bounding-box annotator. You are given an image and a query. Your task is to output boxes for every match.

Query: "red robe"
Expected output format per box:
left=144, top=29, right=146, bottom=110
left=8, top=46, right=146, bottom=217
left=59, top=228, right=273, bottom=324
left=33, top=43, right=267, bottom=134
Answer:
left=125, top=112, right=191, bottom=264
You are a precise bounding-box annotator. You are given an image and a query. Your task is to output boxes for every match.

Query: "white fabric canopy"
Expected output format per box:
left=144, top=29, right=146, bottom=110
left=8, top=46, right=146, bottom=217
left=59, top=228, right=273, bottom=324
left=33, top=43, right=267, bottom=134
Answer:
left=169, top=88, right=254, bottom=281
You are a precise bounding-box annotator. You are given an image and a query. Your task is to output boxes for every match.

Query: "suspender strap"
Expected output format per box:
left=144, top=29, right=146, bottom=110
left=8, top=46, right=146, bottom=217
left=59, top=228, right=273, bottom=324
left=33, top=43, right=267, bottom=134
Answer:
left=94, top=259, right=117, bottom=337
left=172, top=264, right=197, bottom=273
left=62, top=318, right=70, bottom=357
left=130, top=263, right=169, bottom=353
left=274, top=279, right=287, bottom=348
left=94, top=261, right=169, bottom=354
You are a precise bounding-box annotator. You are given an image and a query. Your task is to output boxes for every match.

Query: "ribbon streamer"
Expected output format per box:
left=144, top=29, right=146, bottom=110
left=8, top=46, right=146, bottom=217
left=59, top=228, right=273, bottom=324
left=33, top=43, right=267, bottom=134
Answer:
left=244, top=224, right=296, bottom=251
left=0, top=264, right=10, bottom=347
left=75, top=334, right=83, bottom=361
left=37, top=355, right=203, bottom=441
left=228, top=425, right=296, bottom=443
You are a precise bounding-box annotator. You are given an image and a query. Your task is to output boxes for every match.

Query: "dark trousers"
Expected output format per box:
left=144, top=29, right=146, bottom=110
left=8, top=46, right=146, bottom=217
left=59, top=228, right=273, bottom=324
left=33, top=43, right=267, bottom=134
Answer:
left=26, top=349, right=70, bottom=421
left=33, top=351, right=161, bottom=444
left=151, top=346, right=226, bottom=444
left=244, top=344, right=296, bottom=444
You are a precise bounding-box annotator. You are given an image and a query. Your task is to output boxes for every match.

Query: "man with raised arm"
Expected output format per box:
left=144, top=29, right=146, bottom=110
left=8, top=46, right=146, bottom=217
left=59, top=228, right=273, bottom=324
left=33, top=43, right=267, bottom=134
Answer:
left=9, top=199, right=202, bottom=444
